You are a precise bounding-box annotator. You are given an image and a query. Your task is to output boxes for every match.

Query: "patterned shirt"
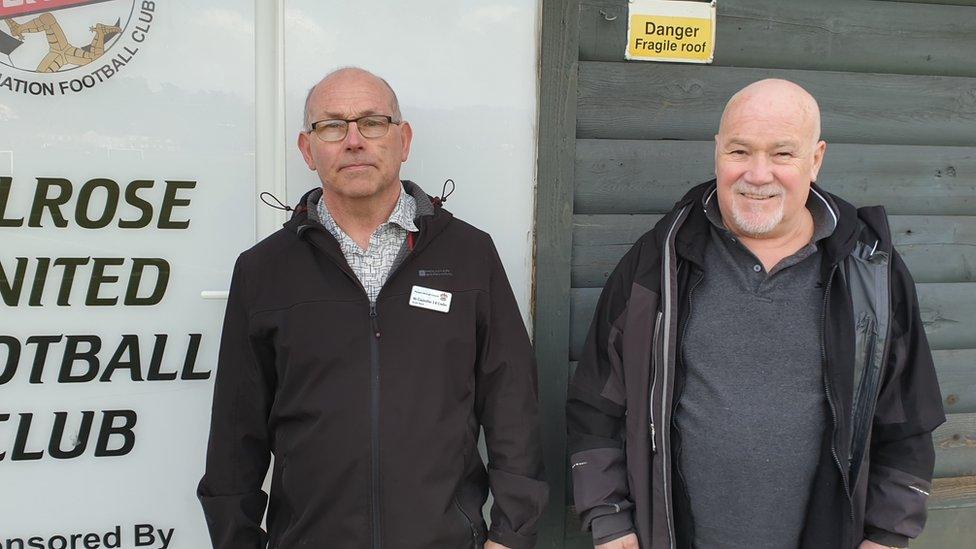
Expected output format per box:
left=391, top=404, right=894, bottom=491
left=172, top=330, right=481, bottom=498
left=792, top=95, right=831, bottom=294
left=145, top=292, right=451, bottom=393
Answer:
left=316, top=187, right=418, bottom=302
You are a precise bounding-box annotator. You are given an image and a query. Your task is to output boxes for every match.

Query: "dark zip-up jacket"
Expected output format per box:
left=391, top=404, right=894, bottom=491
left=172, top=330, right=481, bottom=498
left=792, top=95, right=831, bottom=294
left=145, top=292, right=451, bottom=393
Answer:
left=198, top=182, right=548, bottom=549
left=567, top=181, right=945, bottom=548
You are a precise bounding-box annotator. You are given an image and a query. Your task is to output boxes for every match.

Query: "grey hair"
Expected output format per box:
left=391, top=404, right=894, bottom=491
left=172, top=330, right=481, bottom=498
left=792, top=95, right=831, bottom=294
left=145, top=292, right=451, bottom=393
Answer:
left=302, top=66, right=402, bottom=131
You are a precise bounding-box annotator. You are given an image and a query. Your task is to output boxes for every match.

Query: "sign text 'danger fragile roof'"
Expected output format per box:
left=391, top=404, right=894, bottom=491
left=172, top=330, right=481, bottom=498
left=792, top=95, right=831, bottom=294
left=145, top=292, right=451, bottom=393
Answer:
left=626, top=0, right=716, bottom=63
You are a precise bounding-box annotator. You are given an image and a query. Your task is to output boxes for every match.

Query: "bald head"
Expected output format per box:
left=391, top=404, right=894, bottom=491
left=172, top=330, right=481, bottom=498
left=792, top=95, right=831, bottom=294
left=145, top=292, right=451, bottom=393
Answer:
left=712, top=78, right=828, bottom=241
left=718, top=79, right=821, bottom=145
left=303, top=67, right=402, bottom=130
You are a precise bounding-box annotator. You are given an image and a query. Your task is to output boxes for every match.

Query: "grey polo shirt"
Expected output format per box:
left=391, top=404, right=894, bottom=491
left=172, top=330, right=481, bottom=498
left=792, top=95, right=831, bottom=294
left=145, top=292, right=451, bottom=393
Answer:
left=674, top=187, right=838, bottom=548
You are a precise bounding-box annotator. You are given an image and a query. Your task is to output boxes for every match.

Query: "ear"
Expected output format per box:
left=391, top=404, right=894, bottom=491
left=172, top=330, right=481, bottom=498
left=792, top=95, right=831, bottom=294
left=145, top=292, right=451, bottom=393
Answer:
left=713, top=133, right=721, bottom=178
left=810, top=140, right=827, bottom=182
left=297, top=131, right=316, bottom=170
left=399, top=121, right=413, bottom=162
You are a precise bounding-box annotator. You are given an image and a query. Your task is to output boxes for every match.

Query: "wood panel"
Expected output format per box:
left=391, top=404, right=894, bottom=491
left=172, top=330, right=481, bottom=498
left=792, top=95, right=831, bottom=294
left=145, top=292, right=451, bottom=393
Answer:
left=907, top=504, right=976, bottom=548
left=577, top=63, right=976, bottom=145
left=918, top=284, right=976, bottom=351
left=931, top=475, right=976, bottom=510
left=884, top=0, right=976, bottom=5
left=939, top=350, right=976, bottom=415
left=935, top=413, right=976, bottom=477
left=533, top=0, right=582, bottom=544
left=579, top=0, right=976, bottom=78
left=574, top=140, right=976, bottom=216
left=569, top=283, right=976, bottom=361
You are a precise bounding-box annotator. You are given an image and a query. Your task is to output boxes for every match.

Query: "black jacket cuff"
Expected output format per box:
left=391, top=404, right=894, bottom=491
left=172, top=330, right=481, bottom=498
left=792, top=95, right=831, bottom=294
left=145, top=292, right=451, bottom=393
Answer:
left=591, top=512, right=635, bottom=544
left=865, top=525, right=910, bottom=547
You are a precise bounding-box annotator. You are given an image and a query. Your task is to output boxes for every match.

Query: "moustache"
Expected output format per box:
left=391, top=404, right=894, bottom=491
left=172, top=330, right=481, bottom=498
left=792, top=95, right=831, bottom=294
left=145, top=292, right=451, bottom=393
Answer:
left=731, top=182, right=784, bottom=198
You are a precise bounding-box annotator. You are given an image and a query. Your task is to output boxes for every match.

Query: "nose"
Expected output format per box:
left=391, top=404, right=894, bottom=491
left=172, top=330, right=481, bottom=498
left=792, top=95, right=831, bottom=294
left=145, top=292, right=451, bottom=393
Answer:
left=343, top=121, right=365, bottom=149
left=744, top=153, right=775, bottom=185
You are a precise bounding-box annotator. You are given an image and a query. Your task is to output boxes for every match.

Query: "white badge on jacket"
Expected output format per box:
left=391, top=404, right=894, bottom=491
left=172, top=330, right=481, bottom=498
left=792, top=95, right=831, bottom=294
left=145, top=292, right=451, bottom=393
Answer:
left=409, top=285, right=452, bottom=313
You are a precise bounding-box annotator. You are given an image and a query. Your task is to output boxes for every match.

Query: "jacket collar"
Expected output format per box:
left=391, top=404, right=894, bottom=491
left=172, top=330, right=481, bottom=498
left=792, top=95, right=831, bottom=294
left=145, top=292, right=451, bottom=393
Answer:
left=284, top=180, right=453, bottom=253
left=674, top=180, right=859, bottom=272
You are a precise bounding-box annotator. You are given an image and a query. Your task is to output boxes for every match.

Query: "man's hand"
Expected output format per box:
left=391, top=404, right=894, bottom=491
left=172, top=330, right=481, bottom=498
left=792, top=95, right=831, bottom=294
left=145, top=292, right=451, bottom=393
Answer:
left=596, top=533, right=639, bottom=549
left=484, top=541, right=510, bottom=549
left=859, top=540, right=901, bottom=549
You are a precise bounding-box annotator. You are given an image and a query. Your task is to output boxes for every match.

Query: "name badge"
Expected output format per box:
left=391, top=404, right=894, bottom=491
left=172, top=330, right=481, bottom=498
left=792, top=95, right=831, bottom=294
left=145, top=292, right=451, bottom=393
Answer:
left=409, top=285, right=452, bottom=313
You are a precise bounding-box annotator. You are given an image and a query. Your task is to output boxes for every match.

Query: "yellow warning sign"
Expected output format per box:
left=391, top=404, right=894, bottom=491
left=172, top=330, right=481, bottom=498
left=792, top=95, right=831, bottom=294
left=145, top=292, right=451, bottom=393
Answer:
left=625, top=0, right=716, bottom=63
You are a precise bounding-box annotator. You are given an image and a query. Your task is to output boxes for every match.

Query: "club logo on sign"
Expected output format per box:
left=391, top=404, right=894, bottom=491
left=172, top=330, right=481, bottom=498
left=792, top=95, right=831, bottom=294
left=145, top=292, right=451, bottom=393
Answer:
left=0, top=0, right=155, bottom=96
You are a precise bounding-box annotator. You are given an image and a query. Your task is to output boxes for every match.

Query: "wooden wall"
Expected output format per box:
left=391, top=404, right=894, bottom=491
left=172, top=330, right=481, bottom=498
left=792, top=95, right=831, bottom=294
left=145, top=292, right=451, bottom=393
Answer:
left=534, top=0, right=976, bottom=546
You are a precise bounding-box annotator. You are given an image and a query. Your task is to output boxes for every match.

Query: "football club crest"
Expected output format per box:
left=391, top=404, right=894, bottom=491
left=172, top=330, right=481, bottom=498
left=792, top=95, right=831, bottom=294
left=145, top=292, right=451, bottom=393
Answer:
left=0, top=0, right=155, bottom=95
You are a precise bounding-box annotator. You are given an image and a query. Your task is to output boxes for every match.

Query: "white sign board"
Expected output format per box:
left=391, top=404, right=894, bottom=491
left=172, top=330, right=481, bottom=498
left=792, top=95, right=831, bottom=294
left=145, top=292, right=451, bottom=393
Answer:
left=0, top=1, right=255, bottom=547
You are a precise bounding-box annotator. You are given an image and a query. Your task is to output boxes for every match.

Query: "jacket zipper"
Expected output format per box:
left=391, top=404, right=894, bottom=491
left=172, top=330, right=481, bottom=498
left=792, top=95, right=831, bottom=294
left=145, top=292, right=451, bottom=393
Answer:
left=851, top=318, right=876, bottom=454
left=820, top=264, right=855, bottom=533
left=659, top=205, right=688, bottom=549
left=849, top=321, right=877, bottom=484
left=301, top=222, right=424, bottom=549
left=453, top=498, right=481, bottom=548
left=369, top=302, right=382, bottom=549
left=303, top=231, right=384, bottom=548
left=363, top=234, right=424, bottom=549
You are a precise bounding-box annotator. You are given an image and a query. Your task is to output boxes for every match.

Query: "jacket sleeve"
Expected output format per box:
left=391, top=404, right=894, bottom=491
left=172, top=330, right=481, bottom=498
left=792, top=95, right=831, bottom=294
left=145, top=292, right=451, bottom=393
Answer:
left=476, top=238, right=549, bottom=549
left=197, top=256, right=276, bottom=549
left=566, top=243, right=641, bottom=544
left=864, top=251, right=946, bottom=547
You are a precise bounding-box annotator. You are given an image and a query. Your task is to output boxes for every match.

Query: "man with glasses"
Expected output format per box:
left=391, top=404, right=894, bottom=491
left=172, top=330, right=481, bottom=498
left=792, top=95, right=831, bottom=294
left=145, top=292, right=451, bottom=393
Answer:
left=198, top=67, right=547, bottom=549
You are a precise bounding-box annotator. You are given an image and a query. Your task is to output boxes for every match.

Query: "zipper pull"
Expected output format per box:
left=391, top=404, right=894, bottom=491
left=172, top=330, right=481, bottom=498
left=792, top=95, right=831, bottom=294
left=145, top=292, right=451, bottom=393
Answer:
left=649, top=421, right=657, bottom=453
left=369, top=303, right=381, bottom=338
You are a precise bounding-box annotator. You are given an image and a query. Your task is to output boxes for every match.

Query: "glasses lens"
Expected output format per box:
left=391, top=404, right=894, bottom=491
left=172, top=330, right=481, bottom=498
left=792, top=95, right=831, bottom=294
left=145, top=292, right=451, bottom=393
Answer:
left=357, top=115, right=391, bottom=138
left=316, top=120, right=347, bottom=142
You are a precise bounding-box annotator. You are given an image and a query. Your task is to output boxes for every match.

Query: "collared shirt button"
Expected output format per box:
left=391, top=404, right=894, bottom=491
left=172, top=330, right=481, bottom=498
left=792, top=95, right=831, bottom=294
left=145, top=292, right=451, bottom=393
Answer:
left=753, top=264, right=762, bottom=272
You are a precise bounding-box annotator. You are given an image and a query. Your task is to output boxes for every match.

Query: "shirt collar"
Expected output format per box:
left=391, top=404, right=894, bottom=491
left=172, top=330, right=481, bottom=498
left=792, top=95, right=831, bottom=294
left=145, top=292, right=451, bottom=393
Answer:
left=315, top=183, right=419, bottom=236
left=387, top=185, right=419, bottom=232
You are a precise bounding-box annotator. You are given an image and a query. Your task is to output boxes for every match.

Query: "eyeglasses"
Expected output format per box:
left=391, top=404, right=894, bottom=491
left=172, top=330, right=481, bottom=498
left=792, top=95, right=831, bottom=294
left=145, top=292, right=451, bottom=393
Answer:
left=308, top=115, right=400, bottom=142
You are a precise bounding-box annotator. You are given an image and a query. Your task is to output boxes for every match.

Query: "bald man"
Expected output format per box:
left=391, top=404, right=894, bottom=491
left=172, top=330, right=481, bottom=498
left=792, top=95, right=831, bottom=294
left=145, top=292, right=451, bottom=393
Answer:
left=198, top=67, right=548, bottom=549
left=567, top=79, right=944, bottom=549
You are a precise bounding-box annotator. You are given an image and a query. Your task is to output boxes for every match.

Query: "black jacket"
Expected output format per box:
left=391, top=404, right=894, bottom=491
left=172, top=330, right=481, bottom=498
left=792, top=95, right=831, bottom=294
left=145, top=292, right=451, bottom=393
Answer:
left=198, top=182, right=548, bottom=549
left=567, top=181, right=945, bottom=548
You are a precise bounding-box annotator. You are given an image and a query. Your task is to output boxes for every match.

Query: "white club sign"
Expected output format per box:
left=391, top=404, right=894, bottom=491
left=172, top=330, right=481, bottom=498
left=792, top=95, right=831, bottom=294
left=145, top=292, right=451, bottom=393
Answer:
left=0, top=1, right=255, bottom=547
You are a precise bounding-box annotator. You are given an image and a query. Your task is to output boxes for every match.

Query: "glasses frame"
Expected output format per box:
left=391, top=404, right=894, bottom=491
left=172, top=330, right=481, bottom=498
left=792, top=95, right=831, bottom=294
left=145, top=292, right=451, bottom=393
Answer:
left=307, top=114, right=401, bottom=142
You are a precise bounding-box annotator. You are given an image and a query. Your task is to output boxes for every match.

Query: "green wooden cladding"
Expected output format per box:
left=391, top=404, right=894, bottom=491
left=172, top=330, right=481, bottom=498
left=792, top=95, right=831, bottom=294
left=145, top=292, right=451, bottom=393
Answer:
left=577, top=63, right=976, bottom=145
left=580, top=0, right=976, bottom=77
left=534, top=0, right=976, bottom=545
left=533, top=0, right=581, bottom=544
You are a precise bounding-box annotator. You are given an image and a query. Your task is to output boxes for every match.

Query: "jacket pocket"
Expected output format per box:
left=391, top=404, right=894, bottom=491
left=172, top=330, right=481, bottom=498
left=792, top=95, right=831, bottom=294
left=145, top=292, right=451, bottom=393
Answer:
left=453, top=496, right=483, bottom=549
left=850, top=314, right=881, bottom=480
left=851, top=314, right=876, bottom=424
left=268, top=454, right=292, bottom=549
